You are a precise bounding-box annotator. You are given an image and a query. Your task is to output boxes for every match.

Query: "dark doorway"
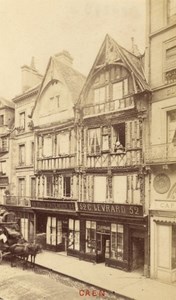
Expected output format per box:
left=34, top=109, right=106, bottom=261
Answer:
left=131, top=237, right=144, bottom=271
left=97, top=233, right=110, bottom=263
left=36, top=213, right=47, bottom=234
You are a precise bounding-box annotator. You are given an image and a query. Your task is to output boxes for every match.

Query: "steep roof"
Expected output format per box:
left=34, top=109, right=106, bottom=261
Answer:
left=32, top=56, right=86, bottom=115
left=78, top=34, right=150, bottom=103
left=0, top=97, right=15, bottom=109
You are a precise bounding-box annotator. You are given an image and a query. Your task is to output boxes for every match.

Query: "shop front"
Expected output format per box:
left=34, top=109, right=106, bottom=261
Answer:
left=30, top=200, right=77, bottom=252
left=150, top=209, right=176, bottom=283
left=76, top=202, right=148, bottom=273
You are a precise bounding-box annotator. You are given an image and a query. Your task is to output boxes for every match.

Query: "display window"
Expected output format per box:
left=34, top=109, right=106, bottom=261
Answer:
left=86, top=221, right=96, bottom=254
left=68, top=219, right=80, bottom=251
left=110, top=224, right=124, bottom=261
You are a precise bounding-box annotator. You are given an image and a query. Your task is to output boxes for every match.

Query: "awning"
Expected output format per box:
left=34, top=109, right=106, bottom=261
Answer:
left=153, top=216, right=176, bottom=224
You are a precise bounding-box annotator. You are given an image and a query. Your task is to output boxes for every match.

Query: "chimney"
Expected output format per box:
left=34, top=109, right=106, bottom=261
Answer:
left=130, top=37, right=141, bottom=56
left=21, top=57, right=43, bottom=92
left=55, top=50, right=73, bottom=67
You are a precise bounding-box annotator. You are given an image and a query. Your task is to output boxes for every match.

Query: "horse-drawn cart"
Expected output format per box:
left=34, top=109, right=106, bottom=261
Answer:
left=0, top=221, right=22, bottom=264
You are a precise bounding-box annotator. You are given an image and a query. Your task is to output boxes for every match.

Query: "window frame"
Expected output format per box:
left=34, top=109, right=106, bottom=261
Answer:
left=19, top=144, right=25, bottom=165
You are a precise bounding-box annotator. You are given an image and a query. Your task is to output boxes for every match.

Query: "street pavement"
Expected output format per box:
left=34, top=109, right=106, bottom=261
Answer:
left=0, top=263, right=79, bottom=300
left=35, top=251, right=176, bottom=300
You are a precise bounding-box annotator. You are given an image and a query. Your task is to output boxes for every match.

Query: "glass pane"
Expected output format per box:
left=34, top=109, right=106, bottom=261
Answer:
left=69, top=219, right=74, bottom=230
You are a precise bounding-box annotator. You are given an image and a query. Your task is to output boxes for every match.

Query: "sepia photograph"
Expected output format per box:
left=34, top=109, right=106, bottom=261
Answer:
left=0, top=0, right=176, bottom=299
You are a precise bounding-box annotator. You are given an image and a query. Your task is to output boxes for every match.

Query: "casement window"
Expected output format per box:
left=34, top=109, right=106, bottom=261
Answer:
left=43, top=135, right=52, bottom=157
left=57, top=132, right=69, bottom=155
left=0, top=115, right=4, bottom=126
left=165, top=46, right=176, bottom=83
left=168, top=0, right=176, bottom=21
left=102, top=126, right=109, bottom=151
left=94, top=86, right=106, bottom=104
left=0, top=137, right=8, bottom=151
left=111, top=224, right=124, bottom=261
left=0, top=161, right=6, bottom=174
left=46, top=176, right=53, bottom=197
left=31, top=142, right=34, bottom=164
left=31, top=177, right=36, bottom=198
left=63, top=176, right=71, bottom=197
left=167, top=109, right=176, bottom=145
left=112, top=123, right=126, bottom=152
left=88, top=128, right=101, bottom=154
left=18, top=178, right=25, bottom=197
left=86, top=221, right=96, bottom=254
left=112, top=78, right=128, bottom=101
left=112, top=176, right=127, bottom=203
left=68, top=219, right=80, bottom=251
left=94, top=176, right=106, bottom=202
left=19, top=144, right=25, bottom=165
left=19, top=112, right=25, bottom=130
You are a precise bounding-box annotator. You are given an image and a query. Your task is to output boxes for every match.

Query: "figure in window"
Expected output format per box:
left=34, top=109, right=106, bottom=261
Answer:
left=114, top=139, right=124, bottom=153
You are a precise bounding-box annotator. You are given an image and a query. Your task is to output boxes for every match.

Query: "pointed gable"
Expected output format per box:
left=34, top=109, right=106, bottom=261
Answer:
left=79, top=34, right=150, bottom=107
left=32, top=52, right=85, bottom=127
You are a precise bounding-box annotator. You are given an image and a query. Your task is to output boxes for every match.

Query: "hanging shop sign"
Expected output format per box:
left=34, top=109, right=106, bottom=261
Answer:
left=77, top=202, right=143, bottom=217
left=31, top=200, right=76, bottom=211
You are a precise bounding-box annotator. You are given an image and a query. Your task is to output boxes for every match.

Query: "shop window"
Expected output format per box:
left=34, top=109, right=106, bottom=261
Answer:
left=68, top=219, right=80, bottom=251
left=0, top=115, right=4, bottom=126
left=112, top=123, right=125, bottom=152
left=112, top=175, right=127, bottom=203
left=19, top=144, right=25, bottom=165
left=0, top=161, right=6, bottom=175
left=86, top=221, right=96, bottom=254
left=43, top=135, right=52, bottom=157
left=21, top=218, right=28, bottom=241
left=172, top=225, right=176, bottom=269
left=94, top=176, right=106, bottom=202
left=46, top=217, right=57, bottom=246
left=19, top=112, right=25, bottom=130
left=111, top=224, right=124, bottom=261
left=88, top=128, right=101, bottom=154
left=63, top=176, right=71, bottom=197
left=57, top=131, right=70, bottom=155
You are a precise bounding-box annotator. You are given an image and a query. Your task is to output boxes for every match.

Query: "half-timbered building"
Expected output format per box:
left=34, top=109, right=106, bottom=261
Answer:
left=73, top=35, right=151, bottom=275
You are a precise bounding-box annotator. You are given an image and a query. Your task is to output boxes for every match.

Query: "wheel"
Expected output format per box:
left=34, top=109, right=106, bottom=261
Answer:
left=0, top=251, right=2, bottom=264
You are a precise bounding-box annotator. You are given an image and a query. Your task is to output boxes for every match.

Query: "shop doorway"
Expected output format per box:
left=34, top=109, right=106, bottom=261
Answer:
left=131, top=237, right=144, bottom=272
left=97, top=233, right=110, bottom=263
left=36, top=213, right=47, bottom=248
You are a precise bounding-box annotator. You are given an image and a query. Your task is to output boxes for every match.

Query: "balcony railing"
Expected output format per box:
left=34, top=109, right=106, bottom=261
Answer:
left=145, top=143, right=176, bottom=163
left=4, top=196, right=31, bottom=206
left=83, top=96, right=134, bottom=116
left=36, top=154, right=76, bottom=171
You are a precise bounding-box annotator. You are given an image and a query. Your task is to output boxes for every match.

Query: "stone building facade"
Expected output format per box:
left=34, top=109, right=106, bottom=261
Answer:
left=145, top=0, right=176, bottom=283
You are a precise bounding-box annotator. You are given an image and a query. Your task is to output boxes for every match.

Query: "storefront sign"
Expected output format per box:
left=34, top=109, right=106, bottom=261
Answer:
left=154, top=200, right=176, bottom=210
left=31, top=200, right=76, bottom=211
left=77, top=202, right=143, bottom=217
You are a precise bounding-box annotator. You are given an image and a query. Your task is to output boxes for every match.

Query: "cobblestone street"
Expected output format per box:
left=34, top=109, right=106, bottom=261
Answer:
left=0, top=263, right=81, bottom=300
